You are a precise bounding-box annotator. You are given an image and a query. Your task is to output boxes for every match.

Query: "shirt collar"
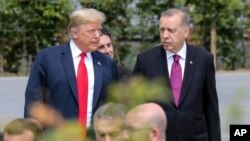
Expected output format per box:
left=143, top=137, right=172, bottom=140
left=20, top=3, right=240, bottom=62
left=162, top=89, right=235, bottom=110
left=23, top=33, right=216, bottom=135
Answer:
left=166, top=42, right=187, bottom=60
left=70, top=39, right=91, bottom=59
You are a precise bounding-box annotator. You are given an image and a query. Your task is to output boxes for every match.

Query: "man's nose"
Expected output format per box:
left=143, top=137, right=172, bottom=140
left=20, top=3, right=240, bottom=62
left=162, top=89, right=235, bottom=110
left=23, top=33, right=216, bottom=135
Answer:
left=94, top=30, right=101, bottom=38
left=163, top=31, right=170, bottom=39
left=102, top=45, right=109, bottom=53
left=122, top=130, right=130, bottom=140
left=104, top=135, right=112, bottom=141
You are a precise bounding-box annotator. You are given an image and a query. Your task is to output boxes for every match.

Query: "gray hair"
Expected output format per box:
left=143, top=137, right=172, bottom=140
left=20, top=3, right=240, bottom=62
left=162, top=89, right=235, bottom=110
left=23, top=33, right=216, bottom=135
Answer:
left=68, top=8, right=106, bottom=37
left=94, top=102, right=127, bottom=121
left=161, top=8, right=190, bottom=26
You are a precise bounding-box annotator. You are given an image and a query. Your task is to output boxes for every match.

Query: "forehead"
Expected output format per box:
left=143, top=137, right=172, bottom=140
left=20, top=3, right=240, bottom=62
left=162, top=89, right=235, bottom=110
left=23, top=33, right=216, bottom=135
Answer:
left=82, top=21, right=102, bottom=29
left=159, top=14, right=183, bottom=28
left=100, top=35, right=111, bottom=42
left=4, top=130, right=34, bottom=141
left=125, top=112, right=146, bottom=128
left=95, top=118, right=124, bottom=132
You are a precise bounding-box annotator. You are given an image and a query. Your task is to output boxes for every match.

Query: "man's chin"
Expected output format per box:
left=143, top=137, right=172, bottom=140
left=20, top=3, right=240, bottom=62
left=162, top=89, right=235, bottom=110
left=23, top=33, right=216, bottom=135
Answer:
left=108, top=54, right=113, bottom=58
left=163, top=45, right=172, bottom=50
left=89, top=46, right=98, bottom=52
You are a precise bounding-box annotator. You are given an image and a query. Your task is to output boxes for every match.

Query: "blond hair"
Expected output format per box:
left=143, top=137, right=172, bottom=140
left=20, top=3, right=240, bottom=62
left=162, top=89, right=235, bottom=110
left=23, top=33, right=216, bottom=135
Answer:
left=68, top=8, right=106, bottom=37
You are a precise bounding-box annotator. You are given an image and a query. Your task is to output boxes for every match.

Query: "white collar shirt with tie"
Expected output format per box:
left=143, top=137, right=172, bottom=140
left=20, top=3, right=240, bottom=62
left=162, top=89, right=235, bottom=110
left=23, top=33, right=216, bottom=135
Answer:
left=70, top=39, right=95, bottom=128
left=166, top=42, right=187, bottom=80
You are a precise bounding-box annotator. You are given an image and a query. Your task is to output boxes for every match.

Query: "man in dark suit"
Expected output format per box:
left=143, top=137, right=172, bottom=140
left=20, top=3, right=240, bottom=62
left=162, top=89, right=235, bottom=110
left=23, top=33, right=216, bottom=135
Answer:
left=97, top=27, right=131, bottom=81
left=133, top=8, right=221, bottom=141
left=24, top=8, right=117, bottom=129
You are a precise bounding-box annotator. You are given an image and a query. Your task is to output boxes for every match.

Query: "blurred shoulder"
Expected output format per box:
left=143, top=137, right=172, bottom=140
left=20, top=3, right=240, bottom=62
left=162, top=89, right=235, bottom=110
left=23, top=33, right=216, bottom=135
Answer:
left=137, top=45, right=164, bottom=59
left=187, top=44, right=213, bottom=58
left=37, top=43, right=69, bottom=55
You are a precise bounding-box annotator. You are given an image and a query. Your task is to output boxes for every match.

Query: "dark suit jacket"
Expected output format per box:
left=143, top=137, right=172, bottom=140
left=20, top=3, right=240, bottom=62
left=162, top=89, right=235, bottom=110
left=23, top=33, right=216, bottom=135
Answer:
left=24, top=43, right=117, bottom=120
left=133, top=44, right=221, bottom=141
left=117, top=65, right=132, bottom=81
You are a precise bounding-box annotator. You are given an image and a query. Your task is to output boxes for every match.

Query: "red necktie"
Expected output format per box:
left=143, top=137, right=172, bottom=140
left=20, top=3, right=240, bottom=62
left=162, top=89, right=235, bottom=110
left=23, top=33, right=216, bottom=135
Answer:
left=170, top=55, right=182, bottom=106
left=77, top=53, right=88, bottom=127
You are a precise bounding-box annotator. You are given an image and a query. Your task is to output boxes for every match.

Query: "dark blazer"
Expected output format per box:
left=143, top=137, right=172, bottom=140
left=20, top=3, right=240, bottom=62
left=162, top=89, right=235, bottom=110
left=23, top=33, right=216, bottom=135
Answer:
left=133, top=44, right=221, bottom=141
left=117, top=65, right=132, bottom=81
left=24, top=43, right=117, bottom=120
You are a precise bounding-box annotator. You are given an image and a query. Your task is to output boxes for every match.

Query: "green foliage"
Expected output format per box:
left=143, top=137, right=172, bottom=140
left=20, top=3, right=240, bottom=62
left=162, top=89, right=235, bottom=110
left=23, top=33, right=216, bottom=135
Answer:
left=107, top=76, right=170, bottom=109
left=44, top=120, right=87, bottom=141
left=80, top=0, right=134, bottom=66
left=80, top=0, right=249, bottom=70
left=0, top=0, right=73, bottom=73
left=0, top=0, right=249, bottom=74
left=187, top=0, right=250, bottom=69
left=227, top=89, right=247, bottom=123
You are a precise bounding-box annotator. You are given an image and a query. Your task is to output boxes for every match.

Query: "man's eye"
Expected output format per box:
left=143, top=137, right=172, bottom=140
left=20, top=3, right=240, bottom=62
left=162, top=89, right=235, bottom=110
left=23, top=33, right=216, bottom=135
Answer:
left=98, top=45, right=105, bottom=49
left=110, top=131, right=121, bottom=137
left=107, top=43, right=111, bottom=47
left=98, top=133, right=105, bottom=137
left=168, top=28, right=176, bottom=33
left=160, top=28, right=165, bottom=33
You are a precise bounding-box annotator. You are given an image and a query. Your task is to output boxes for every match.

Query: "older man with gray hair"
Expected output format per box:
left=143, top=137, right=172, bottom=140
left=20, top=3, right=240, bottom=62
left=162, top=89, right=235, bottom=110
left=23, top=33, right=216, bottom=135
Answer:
left=93, top=102, right=128, bottom=141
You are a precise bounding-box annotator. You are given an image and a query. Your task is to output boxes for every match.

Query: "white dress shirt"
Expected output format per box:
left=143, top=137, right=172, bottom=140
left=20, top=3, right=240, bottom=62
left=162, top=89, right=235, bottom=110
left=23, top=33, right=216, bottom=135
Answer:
left=70, top=39, right=94, bottom=128
left=166, top=42, right=187, bottom=80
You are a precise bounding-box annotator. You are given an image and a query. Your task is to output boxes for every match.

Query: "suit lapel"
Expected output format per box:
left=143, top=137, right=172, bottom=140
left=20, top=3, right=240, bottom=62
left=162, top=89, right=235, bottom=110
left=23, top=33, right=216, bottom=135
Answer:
left=92, top=52, right=102, bottom=109
left=179, top=45, right=196, bottom=106
left=155, top=46, right=175, bottom=104
left=60, top=43, right=78, bottom=101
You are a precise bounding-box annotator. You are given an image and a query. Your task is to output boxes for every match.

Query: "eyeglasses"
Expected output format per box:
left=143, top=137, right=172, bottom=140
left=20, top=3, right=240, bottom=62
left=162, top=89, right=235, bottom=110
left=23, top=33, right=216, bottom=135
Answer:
left=122, top=124, right=152, bottom=137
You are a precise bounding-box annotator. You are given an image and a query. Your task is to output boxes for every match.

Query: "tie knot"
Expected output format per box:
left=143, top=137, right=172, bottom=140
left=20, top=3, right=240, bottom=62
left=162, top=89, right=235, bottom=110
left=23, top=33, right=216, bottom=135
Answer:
left=173, top=55, right=180, bottom=62
left=81, top=52, right=86, bottom=58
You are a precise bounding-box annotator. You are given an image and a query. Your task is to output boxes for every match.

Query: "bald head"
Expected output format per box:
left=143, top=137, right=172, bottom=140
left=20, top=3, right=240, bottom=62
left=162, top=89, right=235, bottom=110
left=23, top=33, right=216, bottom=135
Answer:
left=125, top=103, right=167, bottom=141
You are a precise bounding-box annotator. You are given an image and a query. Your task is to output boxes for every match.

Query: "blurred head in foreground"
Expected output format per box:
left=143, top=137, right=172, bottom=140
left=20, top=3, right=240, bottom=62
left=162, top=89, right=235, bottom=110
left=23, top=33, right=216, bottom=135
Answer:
left=123, top=103, right=167, bottom=141
left=3, top=118, right=43, bottom=141
left=94, top=102, right=127, bottom=141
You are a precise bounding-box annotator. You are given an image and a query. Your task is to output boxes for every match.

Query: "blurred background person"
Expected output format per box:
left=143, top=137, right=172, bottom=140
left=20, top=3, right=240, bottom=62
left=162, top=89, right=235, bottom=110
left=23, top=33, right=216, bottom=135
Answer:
left=3, top=118, right=43, bottom=141
left=93, top=102, right=127, bottom=141
left=98, top=27, right=131, bottom=81
left=123, top=103, right=167, bottom=141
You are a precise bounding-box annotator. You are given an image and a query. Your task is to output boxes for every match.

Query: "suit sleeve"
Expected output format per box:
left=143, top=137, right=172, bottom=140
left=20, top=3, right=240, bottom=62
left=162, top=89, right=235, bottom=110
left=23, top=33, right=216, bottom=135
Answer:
left=133, top=55, right=143, bottom=75
left=204, top=54, right=221, bottom=141
left=112, top=61, right=118, bottom=81
left=24, top=51, right=48, bottom=118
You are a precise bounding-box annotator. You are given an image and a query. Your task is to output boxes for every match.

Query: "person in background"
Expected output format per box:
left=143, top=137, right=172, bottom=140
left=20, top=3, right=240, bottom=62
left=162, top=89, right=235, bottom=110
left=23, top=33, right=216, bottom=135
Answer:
left=123, top=103, right=167, bottom=141
left=24, top=8, right=117, bottom=133
left=3, top=118, right=43, bottom=141
left=98, top=27, right=131, bottom=81
left=93, top=102, right=127, bottom=141
left=133, top=8, right=221, bottom=141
